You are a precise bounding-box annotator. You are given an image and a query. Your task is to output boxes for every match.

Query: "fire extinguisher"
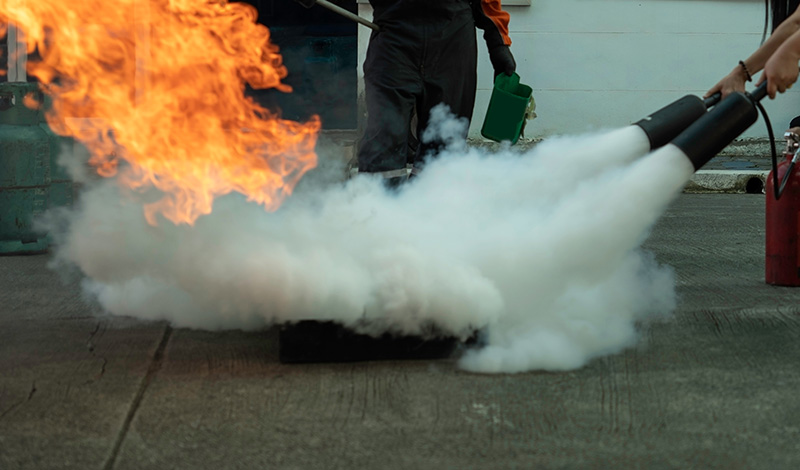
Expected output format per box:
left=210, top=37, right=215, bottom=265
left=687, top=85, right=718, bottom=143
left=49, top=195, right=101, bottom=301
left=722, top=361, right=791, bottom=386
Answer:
left=765, top=130, right=800, bottom=285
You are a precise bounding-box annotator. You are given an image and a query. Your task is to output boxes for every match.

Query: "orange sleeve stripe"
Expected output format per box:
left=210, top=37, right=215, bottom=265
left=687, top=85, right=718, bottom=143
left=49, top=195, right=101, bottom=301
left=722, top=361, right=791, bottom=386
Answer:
left=481, top=0, right=512, bottom=45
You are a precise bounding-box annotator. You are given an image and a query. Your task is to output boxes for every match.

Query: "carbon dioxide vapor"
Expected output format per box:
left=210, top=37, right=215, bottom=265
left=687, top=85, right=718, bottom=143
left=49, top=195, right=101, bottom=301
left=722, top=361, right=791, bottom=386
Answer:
left=43, top=105, right=694, bottom=374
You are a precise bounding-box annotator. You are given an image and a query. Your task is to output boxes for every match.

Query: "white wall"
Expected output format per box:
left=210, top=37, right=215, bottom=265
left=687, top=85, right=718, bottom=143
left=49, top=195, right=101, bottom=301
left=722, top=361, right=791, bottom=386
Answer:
left=358, top=0, right=797, bottom=140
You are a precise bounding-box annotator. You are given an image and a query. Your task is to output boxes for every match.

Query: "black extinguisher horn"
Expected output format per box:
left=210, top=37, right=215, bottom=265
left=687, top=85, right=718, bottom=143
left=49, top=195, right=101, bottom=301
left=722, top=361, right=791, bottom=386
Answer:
left=671, top=91, right=760, bottom=171
left=633, top=95, right=707, bottom=151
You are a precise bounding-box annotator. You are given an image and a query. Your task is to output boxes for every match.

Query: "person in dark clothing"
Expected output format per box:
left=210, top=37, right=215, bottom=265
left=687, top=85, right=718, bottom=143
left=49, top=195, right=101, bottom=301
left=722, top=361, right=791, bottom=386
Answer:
left=773, top=1, right=800, bottom=33
left=356, top=0, right=515, bottom=184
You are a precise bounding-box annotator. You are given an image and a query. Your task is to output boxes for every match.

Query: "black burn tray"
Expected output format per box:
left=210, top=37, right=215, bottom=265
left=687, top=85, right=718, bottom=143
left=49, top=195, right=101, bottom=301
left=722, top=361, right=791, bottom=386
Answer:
left=278, top=320, right=466, bottom=364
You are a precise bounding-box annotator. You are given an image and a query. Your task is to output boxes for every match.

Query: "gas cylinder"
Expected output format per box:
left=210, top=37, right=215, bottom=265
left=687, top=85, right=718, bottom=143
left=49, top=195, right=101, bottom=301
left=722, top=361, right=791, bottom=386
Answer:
left=0, top=82, right=75, bottom=255
left=765, top=130, right=800, bottom=285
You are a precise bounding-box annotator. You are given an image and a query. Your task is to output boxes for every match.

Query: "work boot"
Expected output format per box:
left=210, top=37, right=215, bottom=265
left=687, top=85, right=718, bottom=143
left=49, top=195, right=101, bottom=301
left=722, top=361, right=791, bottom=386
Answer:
left=355, top=167, right=411, bottom=191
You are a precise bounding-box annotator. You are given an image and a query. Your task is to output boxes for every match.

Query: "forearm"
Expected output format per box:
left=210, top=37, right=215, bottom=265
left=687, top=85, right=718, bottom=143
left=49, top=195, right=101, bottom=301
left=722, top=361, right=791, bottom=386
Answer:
left=741, top=9, right=800, bottom=74
left=757, top=27, right=800, bottom=97
left=707, top=8, right=800, bottom=97
left=772, top=28, right=800, bottom=66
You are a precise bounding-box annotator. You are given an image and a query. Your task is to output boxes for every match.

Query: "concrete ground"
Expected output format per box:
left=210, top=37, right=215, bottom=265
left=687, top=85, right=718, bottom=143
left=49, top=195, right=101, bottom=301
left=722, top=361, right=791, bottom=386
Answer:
left=686, top=145, right=777, bottom=194
left=2, top=192, right=800, bottom=470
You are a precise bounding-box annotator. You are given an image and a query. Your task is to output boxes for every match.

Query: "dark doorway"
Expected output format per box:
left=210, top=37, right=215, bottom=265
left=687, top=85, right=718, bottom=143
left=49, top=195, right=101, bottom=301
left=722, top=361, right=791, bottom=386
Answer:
left=242, top=0, right=358, bottom=130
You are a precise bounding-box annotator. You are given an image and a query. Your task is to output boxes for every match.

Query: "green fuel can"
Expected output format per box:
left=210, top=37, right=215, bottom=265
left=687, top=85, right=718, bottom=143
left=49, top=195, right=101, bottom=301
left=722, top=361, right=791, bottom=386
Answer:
left=0, top=82, right=75, bottom=255
left=480, top=73, right=535, bottom=145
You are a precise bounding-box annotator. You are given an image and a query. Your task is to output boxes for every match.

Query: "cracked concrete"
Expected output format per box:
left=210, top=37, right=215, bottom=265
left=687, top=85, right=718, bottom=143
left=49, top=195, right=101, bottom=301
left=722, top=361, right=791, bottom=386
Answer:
left=0, top=382, right=36, bottom=422
left=102, top=326, right=173, bottom=470
left=3, top=194, right=800, bottom=469
left=0, top=256, right=168, bottom=470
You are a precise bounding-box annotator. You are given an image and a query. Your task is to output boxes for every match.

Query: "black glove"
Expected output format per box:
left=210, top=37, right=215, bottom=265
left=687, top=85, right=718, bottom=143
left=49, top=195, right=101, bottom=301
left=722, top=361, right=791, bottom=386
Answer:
left=292, top=0, right=317, bottom=8
left=489, top=45, right=516, bottom=78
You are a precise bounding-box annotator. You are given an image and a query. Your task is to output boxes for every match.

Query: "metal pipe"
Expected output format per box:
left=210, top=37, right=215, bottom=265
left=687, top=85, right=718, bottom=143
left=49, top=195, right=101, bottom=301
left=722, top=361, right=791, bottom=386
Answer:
left=315, top=0, right=379, bottom=31
left=6, top=23, right=27, bottom=82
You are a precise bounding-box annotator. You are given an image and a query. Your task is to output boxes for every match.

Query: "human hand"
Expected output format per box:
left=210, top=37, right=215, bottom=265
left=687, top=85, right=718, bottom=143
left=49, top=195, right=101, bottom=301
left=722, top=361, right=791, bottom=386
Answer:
left=489, top=45, right=516, bottom=78
left=704, top=67, right=748, bottom=100
left=759, top=49, right=800, bottom=99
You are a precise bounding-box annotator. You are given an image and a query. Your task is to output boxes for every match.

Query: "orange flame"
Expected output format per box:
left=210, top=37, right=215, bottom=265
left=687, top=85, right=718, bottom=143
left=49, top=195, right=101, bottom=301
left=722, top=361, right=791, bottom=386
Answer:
left=0, top=0, right=320, bottom=225
left=0, top=23, right=7, bottom=77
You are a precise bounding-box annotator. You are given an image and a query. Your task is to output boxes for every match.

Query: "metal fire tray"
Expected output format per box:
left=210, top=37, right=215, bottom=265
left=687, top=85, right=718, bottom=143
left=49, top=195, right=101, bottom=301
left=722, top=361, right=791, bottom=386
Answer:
left=278, top=320, right=470, bottom=364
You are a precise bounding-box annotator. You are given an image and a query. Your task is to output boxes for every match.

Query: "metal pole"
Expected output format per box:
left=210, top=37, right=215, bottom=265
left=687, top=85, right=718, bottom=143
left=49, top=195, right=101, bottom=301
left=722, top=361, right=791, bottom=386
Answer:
left=7, top=23, right=27, bottom=82
left=315, top=0, right=379, bottom=31
left=134, top=0, right=151, bottom=107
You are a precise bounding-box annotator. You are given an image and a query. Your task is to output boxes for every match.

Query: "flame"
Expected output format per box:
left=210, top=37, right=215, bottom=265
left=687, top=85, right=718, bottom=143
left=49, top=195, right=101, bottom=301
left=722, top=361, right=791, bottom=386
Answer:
left=0, top=0, right=320, bottom=225
left=22, top=91, right=41, bottom=110
left=0, top=23, right=7, bottom=77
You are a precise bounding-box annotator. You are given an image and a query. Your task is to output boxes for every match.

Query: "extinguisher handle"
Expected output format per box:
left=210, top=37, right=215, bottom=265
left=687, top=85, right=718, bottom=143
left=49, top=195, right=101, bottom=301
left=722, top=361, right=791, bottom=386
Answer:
left=703, top=92, right=721, bottom=108
left=748, top=81, right=769, bottom=102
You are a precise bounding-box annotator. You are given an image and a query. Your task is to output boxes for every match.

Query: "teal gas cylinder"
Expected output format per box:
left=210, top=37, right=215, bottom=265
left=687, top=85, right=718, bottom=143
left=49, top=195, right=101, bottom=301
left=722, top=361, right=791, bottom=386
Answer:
left=0, top=82, right=75, bottom=254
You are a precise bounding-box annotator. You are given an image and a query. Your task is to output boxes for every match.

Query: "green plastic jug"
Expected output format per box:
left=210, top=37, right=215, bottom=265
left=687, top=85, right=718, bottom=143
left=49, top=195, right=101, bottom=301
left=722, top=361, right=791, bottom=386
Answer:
left=480, top=73, right=534, bottom=145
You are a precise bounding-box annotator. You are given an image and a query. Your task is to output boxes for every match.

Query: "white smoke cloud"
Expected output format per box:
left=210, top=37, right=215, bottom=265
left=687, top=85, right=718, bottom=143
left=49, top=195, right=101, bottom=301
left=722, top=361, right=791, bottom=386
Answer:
left=43, top=105, right=695, bottom=373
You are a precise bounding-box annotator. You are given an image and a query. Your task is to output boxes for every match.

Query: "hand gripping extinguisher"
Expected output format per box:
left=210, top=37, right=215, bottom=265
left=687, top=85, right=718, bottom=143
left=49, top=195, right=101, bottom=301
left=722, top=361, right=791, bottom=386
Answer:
left=765, top=129, right=800, bottom=285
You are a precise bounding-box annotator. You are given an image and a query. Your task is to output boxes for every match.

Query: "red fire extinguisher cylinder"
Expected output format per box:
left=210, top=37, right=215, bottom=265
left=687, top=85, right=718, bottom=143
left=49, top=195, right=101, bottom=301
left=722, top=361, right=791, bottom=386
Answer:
left=765, top=131, right=800, bottom=285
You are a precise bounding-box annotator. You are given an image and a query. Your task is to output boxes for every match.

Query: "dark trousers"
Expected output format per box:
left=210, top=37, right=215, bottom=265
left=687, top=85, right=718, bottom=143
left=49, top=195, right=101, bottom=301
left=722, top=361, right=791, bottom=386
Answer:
left=357, top=9, right=477, bottom=173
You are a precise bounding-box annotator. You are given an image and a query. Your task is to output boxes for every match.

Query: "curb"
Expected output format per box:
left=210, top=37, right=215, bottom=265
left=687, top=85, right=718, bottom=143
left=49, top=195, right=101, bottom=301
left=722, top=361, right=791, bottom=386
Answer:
left=685, top=170, right=769, bottom=194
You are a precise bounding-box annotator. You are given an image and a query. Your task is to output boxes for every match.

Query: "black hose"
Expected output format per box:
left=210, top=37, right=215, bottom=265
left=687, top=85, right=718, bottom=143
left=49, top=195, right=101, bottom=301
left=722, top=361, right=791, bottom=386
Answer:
left=748, top=80, right=769, bottom=101
left=747, top=81, right=791, bottom=200
left=753, top=99, right=784, bottom=199
left=759, top=3, right=800, bottom=200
